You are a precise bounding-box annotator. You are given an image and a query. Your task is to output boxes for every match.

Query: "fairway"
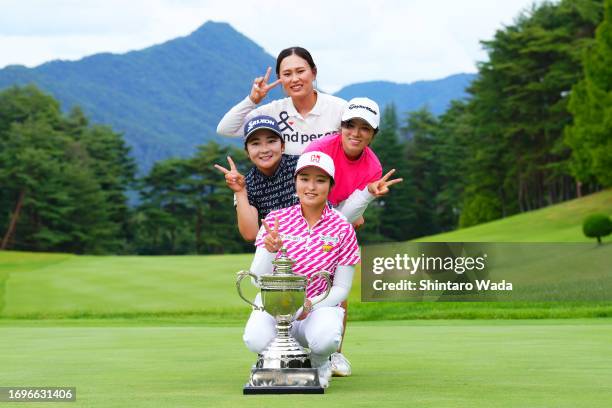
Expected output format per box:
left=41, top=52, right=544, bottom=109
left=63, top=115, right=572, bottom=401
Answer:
left=1, top=319, right=611, bottom=407
left=3, top=249, right=612, bottom=320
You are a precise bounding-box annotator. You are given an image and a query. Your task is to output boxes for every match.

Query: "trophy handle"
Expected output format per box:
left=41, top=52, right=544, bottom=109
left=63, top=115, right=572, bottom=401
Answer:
left=308, top=270, right=333, bottom=308
left=236, top=270, right=263, bottom=311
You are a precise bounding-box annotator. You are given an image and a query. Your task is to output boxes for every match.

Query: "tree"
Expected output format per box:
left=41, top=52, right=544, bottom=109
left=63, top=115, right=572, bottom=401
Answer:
left=0, top=85, right=135, bottom=253
left=400, top=107, right=440, bottom=237
left=565, top=0, right=612, bottom=189
left=187, top=142, right=251, bottom=254
left=134, top=142, right=251, bottom=254
left=464, top=0, right=603, bottom=220
left=432, top=101, right=473, bottom=230
left=583, top=213, right=612, bottom=244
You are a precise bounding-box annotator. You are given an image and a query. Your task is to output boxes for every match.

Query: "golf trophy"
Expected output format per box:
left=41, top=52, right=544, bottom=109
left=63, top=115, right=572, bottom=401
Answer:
left=236, top=248, right=332, bottom=394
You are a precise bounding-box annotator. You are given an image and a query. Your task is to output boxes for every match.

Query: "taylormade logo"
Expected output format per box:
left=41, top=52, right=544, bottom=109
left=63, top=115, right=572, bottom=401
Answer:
left=348, top=104, right=377, bottom=115
left=247, top=118, right=276, bottom=132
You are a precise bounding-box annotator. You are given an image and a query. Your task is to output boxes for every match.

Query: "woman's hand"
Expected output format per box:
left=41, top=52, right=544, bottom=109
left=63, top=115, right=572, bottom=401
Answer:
left=261, top=217, right=283, bottom=253
left=249, top=67, right=282, bottom=104
left=368, top=169, right=403, bottom=197
left=296, top=299, right=313, bottom=321
left=214, top=156, right=246, bottom=193
left=352, top=215, right=365, bottom=230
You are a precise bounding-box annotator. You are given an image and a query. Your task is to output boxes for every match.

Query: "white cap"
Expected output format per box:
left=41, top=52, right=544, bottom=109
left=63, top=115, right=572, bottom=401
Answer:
left=342, top=97, right=380, bottom=129
left=294, top=151, right=335, bottom=181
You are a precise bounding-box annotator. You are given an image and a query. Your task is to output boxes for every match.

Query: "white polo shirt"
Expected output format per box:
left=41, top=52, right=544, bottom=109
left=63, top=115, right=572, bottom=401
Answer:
left=217, top=92, right=347, bottom=155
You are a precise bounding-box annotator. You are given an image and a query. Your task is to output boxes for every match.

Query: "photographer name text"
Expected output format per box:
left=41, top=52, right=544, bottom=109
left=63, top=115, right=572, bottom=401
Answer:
left=372, top=279, right=513, bottom=291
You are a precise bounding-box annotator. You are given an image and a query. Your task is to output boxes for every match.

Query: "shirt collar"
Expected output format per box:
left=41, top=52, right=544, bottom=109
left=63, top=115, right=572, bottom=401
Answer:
left=295, top=201, right=333, bottom=227
left=309, top=91, right=323, bottom=116
left=287, top=91, right=322, bottom=119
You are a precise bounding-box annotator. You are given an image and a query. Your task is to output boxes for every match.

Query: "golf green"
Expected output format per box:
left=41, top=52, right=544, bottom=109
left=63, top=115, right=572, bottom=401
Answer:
left=1, top=319, right=611, bottom=407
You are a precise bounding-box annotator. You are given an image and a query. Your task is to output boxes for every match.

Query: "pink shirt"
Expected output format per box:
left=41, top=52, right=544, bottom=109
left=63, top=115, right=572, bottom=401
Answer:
left=255, top=204, right=360, bottom=298
left=303, top=132, right=382, bottom=206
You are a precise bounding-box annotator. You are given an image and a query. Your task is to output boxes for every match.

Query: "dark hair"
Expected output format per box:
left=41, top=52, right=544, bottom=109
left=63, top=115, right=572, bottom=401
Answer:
left=275, top=47, right=317, bottom=77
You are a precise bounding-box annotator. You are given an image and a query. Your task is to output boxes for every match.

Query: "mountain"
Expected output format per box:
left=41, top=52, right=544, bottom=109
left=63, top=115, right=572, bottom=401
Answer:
left=0, top=22, right=474, bottom=172
left=0, top=22, right=282, bottom=171
left=334, top=73, right=476, bottom=116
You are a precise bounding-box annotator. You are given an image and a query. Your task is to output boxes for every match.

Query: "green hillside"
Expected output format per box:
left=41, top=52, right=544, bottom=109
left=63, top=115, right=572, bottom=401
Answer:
left=418, top=189, right=612, bottom=242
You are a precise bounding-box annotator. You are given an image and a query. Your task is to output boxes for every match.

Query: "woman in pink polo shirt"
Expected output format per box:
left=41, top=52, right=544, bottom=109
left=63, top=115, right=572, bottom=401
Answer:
left=303, top=97, right=402, bottom=218
left=242, top=151, right=363, bottom=388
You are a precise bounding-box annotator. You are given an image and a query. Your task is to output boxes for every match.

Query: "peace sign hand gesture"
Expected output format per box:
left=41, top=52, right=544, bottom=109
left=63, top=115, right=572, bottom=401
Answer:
left=249, top=67, right=282, bottom=104
left=214, top=156, right=246, bottom=193
left=262, top=217, right=283, bottom=253
left=368, top=169, right=403, bottom=197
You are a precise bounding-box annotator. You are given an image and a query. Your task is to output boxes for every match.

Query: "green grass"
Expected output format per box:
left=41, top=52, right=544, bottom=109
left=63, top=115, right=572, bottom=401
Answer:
left=417, top=189, right=612, bottom=242
left=2, top=249, right=611, bottom=320
left=0, top=319, right=610, bottom=408
left=0, top=252, right=254, bottom=318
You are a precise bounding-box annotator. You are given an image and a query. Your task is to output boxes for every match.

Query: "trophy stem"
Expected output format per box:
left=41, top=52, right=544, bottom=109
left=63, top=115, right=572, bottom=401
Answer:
left=276, top=319, right=292, bottom=339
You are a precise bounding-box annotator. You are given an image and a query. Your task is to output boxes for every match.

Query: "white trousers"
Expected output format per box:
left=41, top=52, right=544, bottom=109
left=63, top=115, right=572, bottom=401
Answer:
left=243, top=295, right=344, bottom=367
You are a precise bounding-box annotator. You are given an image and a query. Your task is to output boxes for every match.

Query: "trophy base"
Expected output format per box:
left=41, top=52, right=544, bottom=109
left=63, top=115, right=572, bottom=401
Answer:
left=243, top=368, right=325, bottom=394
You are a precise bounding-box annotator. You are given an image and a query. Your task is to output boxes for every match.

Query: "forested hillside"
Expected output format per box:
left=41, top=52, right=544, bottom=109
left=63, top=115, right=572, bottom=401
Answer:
left=0, top=22, right=471, bottom=172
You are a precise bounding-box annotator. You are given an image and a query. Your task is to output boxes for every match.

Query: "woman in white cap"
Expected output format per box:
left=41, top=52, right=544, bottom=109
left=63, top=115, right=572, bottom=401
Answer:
left=304, top=97, right=402, bottom=214
left=217, top=46, right=346, bottom=156
left=243, top=151, right=360, bottom=388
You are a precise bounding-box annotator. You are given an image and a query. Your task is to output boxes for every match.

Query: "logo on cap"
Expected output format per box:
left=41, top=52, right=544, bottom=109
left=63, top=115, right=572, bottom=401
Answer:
left=310, top=154, right=321, bottom=163
left=246, top=117, right=276, bottom=132
left=348, top=104, right=378, bottom=115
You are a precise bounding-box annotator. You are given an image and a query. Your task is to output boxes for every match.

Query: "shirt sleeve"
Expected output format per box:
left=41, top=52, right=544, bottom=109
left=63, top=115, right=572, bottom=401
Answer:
left=249, top=246, right=276, bottom=284
left=336, top=223, right=360, bottom=266
left=217, top=96, right=263, bottom=137
left=308, top=265, right=354, bottom=309
left=335, top=187, right=375, bottom=223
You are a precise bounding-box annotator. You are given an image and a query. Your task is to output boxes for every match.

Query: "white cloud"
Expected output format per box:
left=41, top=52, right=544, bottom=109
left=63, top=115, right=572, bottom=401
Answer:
left=0, top=0, right=541, bottom=91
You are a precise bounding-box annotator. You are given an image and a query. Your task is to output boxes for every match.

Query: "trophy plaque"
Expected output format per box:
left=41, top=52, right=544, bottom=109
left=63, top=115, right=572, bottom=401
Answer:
left=236, top=248, right=332, bottom=394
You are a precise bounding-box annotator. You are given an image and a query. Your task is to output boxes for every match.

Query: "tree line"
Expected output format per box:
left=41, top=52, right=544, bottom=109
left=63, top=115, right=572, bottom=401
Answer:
left=361, top=0, right=610, bottom=242
left=1, top=0, right=610, bottom=254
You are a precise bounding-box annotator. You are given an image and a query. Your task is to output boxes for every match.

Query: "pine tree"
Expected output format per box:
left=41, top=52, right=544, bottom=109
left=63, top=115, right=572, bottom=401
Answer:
left=401, top=107, right=440, bottom=237
left=363, top=104, right=420, bottom=241
left=565, top=0, right=612, bottom=189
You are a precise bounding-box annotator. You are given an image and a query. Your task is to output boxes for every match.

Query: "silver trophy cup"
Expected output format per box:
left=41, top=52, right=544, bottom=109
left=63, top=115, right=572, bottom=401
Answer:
left=236, top=248, right=332, bottom=394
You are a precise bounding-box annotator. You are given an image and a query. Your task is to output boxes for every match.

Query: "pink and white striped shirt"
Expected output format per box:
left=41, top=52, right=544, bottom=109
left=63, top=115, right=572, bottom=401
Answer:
left=255, top=204, right=360, bottom=298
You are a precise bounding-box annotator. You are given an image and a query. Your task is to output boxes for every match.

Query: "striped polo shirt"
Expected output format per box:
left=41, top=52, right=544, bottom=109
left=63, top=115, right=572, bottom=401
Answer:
left=255, top=204, right=360, bottom=298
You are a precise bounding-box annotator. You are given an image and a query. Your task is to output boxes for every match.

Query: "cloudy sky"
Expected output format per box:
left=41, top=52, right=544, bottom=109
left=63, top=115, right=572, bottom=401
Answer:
left=0, top=0, right=540, bottom=92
